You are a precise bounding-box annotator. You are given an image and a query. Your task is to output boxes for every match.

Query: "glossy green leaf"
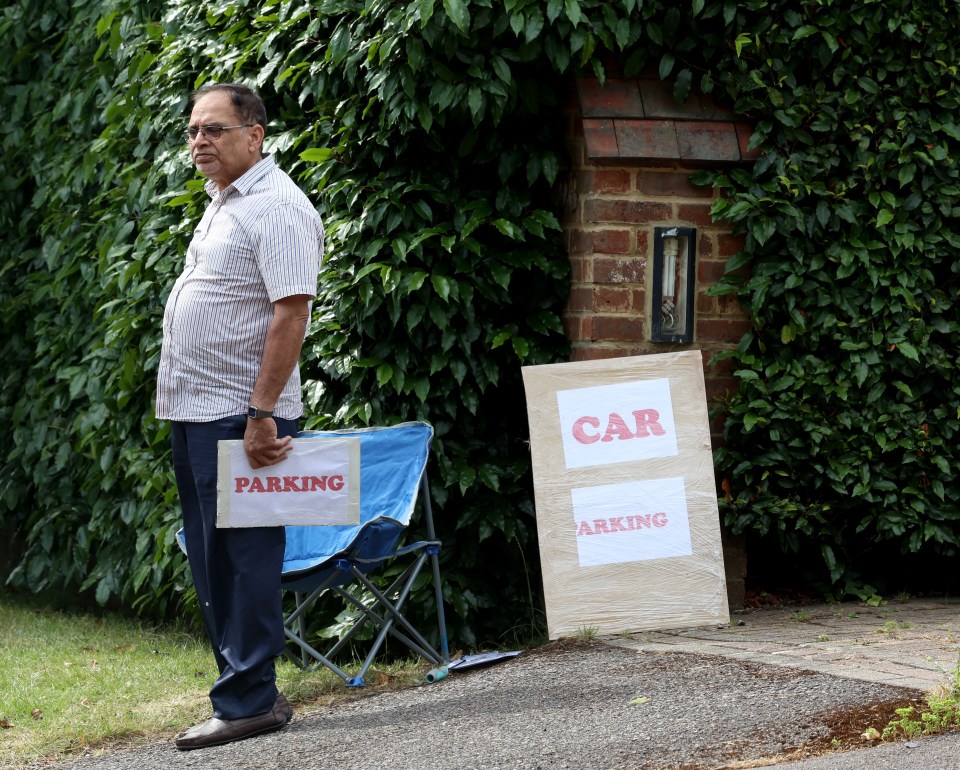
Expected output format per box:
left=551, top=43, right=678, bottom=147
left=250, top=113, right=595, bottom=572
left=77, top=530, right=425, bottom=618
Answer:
left=442, top=0, right=470, bottom=33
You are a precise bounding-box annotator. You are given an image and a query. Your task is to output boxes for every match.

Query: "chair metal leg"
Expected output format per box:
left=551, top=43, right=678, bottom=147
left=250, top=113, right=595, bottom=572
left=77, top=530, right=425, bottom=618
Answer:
left=283, top=626, right=353, bottom=681
left=420, top=475, right=450, bottom=662
left=296, top=591, right=308, bottom=667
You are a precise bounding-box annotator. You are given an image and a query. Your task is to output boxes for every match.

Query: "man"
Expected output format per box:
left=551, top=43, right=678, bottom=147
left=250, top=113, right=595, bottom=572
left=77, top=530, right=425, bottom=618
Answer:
left=155, top=83, right=324, bottom=750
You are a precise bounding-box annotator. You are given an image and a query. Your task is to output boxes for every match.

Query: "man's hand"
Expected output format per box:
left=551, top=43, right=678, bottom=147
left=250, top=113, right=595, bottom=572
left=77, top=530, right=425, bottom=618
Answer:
left=244, top=417, right=293, bottom=469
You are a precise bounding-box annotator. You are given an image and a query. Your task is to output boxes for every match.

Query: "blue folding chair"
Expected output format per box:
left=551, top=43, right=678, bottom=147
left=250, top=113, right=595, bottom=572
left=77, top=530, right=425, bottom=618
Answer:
left=280, top=421, right=449, bottom=686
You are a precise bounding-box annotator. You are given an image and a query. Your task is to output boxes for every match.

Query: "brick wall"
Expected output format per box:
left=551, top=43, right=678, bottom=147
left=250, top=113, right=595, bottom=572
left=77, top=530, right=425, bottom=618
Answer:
left=562, top=75, right=755, bottom=434
left=559, top=75, right=756, bottom=607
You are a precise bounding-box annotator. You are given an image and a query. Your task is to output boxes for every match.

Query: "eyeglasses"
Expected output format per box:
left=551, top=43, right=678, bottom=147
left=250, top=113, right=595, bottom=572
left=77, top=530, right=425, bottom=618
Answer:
left=184, top=124, right=252, bottom=142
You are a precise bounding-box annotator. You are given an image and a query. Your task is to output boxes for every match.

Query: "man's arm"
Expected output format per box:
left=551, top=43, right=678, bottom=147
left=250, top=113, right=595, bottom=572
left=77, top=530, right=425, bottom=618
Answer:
left=244, top=293, right=312, bottom=469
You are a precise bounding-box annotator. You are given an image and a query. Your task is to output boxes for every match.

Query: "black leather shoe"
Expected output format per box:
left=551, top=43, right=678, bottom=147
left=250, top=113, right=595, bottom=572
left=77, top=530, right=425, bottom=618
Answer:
left=175, top=693, right=292, bottom=750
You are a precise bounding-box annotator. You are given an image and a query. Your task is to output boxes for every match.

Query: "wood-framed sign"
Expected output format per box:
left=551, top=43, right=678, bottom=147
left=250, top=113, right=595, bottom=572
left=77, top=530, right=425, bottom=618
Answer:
left=521, top=351, right=729, bottom=638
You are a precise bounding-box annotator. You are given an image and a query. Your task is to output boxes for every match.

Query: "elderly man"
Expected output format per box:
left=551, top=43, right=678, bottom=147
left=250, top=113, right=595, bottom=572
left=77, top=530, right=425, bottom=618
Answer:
left=156, top=83, right=323, bottom=750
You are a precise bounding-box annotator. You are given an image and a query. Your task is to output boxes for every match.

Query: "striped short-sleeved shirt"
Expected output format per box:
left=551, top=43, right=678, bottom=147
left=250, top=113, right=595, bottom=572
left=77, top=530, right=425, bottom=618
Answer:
left=155, top=155, right=324, bottom=422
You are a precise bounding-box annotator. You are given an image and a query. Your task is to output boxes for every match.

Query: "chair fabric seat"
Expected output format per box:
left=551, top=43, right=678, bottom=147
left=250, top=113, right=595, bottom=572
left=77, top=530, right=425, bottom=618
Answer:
left=281, top=518, right=407, bottom=592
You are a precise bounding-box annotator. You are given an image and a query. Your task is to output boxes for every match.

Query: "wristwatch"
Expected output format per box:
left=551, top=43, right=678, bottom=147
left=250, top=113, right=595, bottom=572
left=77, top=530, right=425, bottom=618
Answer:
left=247, top=405, right=274, bottom=419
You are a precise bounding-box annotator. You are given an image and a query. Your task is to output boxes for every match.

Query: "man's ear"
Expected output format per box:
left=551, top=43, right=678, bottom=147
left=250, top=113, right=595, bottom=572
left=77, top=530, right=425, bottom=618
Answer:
left=248, top=124, right=266, bottom=153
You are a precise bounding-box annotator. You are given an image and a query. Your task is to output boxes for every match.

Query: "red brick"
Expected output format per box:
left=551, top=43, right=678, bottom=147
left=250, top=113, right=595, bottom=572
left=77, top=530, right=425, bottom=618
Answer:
left=590, top=169, right=631, bottom=193
left=636, top=170, right=712, bottom=198
left=591, top=228, right=631, bottom=254
left=570, top=167, right=631, bottom=196
left=697, top=232, right=715, bottom=259
left=704, top=352, right=736, bottom=378
left=562, top=314, right=585, bottom=341
left=571, top=344, right=634, bottom=361
left=584, top=198, right=672, bottom=224
left=698, top=259, right=728, bottom=284
left=676, top=121, right=741, bottom=163
left=677, top=203, right=716, bottom=228
left=704, top=374, right=739, bottom=402
left=594, top=286, right=632, bottom=312
left=565, top=286, right=594, bottom=313
left=615, top=119, right=679, bottom=160
left=717, top=232, right=746, bottom=257
left=717, top=292, right=745, bottom=318
left=569, top=344, right=593, bottom=361
left=591, top=315, right=644, bottom=342
left=580, top=315, right=593, bottom=339
left=696, top=293, right=717, bottom=315
left=568, top=255, right=590, bottom=282
left=635, top=229, right=650, bottom=256
left=573, top=170, right=592, bottom=192
left=609, top=344, right=641, bottom=358
left=577, top=78, right=644, bottom=117
left=582, top=118, right=619, bottom=159
left=593, top=256, right=644, bottom=284
left=696, top=318, right=751, bottom=343
left=735, top=122, right=762, bottom=160
left=568, top=229, right=592, bottom=254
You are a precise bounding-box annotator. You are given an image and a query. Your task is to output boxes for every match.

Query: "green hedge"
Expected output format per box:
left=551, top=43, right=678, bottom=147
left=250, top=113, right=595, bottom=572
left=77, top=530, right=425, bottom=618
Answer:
left=2, top=0, right=958, bottom=649
left=699, top=0, right=960, bottom=595
left=0, top=0, right=672, bottom=645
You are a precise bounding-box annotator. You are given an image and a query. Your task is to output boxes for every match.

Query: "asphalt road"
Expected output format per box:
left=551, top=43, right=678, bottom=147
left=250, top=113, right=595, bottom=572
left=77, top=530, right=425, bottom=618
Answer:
left=30, top=640, right=954, bottom=770
left=25, top=598, right=960, bottom=770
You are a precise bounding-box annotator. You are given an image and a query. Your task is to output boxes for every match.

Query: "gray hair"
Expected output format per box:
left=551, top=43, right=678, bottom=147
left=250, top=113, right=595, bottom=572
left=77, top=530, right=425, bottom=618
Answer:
left=191, top=83, right=267, bottom=133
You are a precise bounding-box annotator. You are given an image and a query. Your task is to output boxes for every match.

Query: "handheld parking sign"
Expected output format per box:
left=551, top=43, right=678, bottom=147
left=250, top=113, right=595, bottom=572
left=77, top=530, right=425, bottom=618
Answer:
left=521, top=351, right=729, bottom=638
left=216, top=437, right=360, bottom=528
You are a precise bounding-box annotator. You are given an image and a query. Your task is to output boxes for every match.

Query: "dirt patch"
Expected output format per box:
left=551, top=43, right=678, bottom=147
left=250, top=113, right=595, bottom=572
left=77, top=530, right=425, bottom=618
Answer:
left=683, top=695, right=927, bottom=769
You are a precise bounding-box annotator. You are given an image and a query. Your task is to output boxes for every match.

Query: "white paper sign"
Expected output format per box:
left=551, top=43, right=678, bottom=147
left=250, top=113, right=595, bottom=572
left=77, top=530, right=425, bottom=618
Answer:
left=216, top=437, right=360, bottom=528
left=556, top=378, right=678, bottom=469
left=571, top=476, right=693, bottom=567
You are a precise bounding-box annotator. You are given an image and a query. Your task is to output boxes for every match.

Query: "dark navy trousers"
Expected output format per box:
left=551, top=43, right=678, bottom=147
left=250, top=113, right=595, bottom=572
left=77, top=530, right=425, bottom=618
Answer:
left=171, top=415, right=298, bottom=720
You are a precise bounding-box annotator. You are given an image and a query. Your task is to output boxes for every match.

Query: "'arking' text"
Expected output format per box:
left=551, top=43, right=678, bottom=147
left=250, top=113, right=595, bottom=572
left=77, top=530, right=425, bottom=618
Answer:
left=576, top=512, right=668, bottom=536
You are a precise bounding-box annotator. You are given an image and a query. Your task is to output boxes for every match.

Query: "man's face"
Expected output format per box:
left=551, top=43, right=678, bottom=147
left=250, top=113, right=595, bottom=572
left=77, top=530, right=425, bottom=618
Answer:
left=188, top=91, right=264, bottom=189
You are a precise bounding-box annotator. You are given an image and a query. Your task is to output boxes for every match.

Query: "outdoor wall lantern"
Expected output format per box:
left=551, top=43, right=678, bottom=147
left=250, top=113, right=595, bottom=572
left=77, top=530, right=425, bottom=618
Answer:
left=651, top=226, right=697, bottom=343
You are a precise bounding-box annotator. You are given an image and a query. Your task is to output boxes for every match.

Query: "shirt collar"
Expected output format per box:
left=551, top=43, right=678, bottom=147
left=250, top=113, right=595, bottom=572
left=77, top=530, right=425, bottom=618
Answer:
left=205, top=154, right=276, bottom=200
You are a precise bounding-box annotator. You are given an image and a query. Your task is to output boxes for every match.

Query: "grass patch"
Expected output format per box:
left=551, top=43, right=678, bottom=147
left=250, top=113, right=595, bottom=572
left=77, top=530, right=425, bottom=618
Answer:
left=574, top=625, right=599, bottom=641
left=0, top=592, right=428, bottom=768
left=881, top=657, right=960, bottom=739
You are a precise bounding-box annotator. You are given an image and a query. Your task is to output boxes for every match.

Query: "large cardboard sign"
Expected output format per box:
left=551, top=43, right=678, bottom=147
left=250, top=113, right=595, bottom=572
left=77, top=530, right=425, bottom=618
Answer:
left=522, top=351, right=729, bottom=638
left=216, top=437, right=361, bottom=528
